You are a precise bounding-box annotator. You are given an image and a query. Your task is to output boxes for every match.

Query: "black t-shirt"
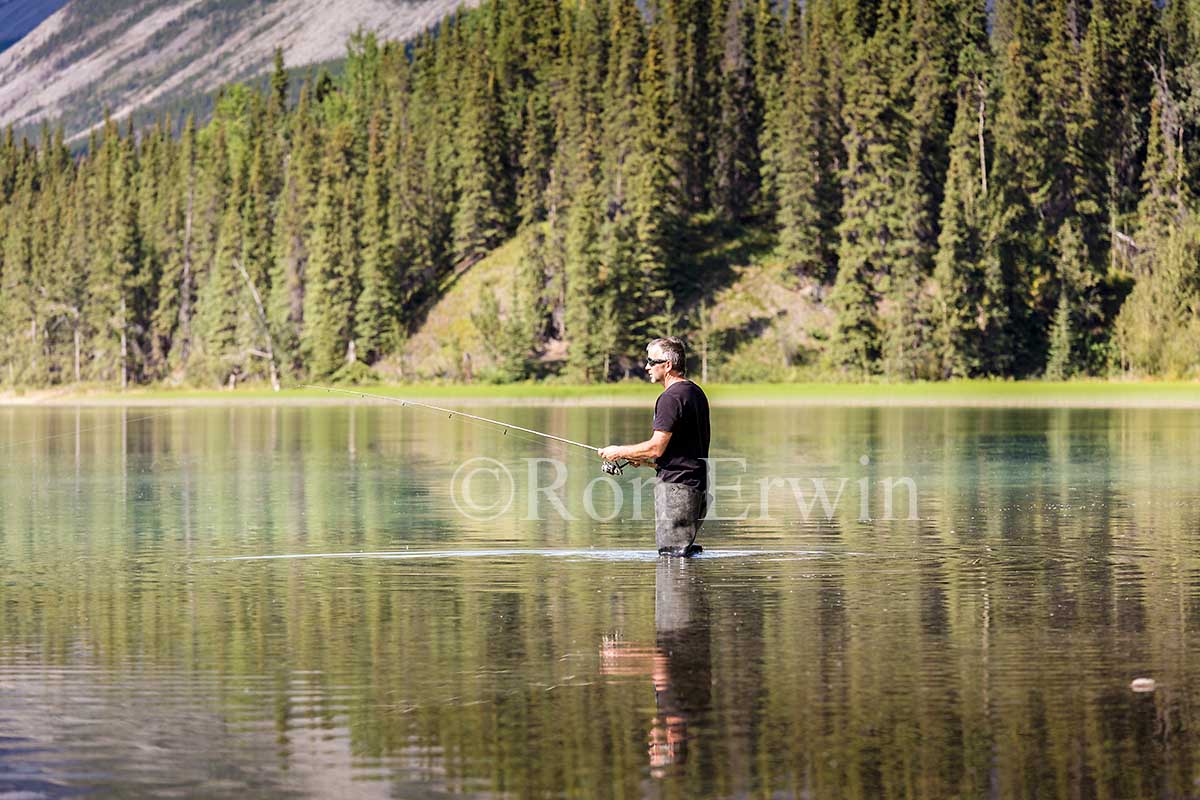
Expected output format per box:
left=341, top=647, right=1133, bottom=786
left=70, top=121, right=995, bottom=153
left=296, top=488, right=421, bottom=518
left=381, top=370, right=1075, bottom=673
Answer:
left=652, top=380, right=710, bottom=489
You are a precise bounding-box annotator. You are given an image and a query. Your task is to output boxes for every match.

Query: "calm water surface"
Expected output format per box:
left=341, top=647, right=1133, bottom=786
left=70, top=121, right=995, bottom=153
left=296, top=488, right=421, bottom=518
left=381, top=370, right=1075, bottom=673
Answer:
left=0, top=404, right=1198, bottom=798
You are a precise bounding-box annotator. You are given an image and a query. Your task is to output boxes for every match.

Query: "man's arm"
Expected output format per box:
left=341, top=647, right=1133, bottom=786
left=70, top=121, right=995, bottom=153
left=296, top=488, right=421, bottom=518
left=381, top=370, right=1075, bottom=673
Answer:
left=599, top=430, right=671, bottom=465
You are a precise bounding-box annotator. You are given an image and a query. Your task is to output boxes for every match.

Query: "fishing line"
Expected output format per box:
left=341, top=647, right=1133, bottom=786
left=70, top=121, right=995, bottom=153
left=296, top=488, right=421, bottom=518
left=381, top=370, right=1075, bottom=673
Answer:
left=301, top=384, right=634, bottom=474
left=431, top=411, right=578, bottom=460
left=0, top=408, right=182, bottom=452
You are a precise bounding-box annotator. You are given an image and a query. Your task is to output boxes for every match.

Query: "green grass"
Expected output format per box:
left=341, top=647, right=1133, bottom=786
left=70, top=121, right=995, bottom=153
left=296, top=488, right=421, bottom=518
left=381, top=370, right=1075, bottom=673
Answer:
left=11, top=378, right=1200, bottom=407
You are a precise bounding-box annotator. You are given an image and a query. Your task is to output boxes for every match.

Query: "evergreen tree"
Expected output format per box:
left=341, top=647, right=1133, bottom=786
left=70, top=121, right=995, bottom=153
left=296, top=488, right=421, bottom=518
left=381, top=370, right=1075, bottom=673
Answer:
left=1135, top=75, right=1193, bottom=260
left=933, top=49, right=994, bottom=377
left=752, top=0, right=782, bottom=216
left=1089, top=0, right=1159, bottom=239
left=59, top=164, right=92, bottom=382
left=153, top=116, right=197, bottom=375
left=301, top=123, right=360, bottom=377
left=829, top=5, right=911, bottom=375
left=1038, top=0, right=1106, bottom=260
left=269, top=47, right=289, bottom=120
left=712, top=0, right=763, bottom=218
left=238, top=137, right=275, bottom=382
left=564, top=139, right=606, bottom=380
left=86, top=119, right=143, bottom=387
left=1114, top=213, right=1200, bottom=377
left=659, top=0, right=714, bottom=211
left=192, top=175, right=246, bottom=384
left=983, top=0, right=1048, bottom=375
left=1036, top=1, right=1110, bottom=370
left=599, top=0, right=645, bottom=224
left=383, top=80, right=426, bottom=325
left=552, top=0, right=609, bottom=372
left=628, top=22, right=681, bottom=343
left=516, top=88, right=554, bottom=228
left=268, top=88, right=319, bottom=375
left=0, top=162, right=35, bottom=383
left=1044, top=220, right=1099, bottom=377
left=1044, top=289, right=1074, bottom=379
left=766, top=0, right=840, bottom=278
left=355, top=112, right=398, bottom=363
left=902, top=0, right=965, bottom=273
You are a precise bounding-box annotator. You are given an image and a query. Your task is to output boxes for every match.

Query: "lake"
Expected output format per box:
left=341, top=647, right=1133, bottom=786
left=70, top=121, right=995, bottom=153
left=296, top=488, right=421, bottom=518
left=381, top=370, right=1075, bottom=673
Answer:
left=0, top=403, right=1197, bottom=798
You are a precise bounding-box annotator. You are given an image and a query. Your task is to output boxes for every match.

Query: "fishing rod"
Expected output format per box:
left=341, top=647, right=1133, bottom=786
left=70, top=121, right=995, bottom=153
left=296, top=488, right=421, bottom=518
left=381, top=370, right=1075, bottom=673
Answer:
left=301, top=384, right=636, bottom=475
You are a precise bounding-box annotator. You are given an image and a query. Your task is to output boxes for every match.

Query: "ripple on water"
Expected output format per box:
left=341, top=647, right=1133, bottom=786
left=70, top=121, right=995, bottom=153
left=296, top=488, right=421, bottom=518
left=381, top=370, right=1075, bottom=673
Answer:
left=211, top=548, right=844, bottom=563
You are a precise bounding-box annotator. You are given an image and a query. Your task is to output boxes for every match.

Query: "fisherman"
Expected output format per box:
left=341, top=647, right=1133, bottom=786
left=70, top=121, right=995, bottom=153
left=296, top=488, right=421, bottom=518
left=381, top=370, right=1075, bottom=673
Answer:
left=599, top=337, right=711, bottom=557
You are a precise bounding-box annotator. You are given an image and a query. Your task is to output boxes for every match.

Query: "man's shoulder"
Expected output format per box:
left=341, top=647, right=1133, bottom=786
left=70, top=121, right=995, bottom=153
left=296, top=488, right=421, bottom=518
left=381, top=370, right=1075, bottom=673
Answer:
left=671, top=380, right=707, bottom=401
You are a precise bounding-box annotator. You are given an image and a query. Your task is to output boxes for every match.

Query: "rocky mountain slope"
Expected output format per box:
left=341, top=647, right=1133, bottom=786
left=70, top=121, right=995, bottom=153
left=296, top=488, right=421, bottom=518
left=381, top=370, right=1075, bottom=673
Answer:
left=0, top=0, right=472, bottom=140
left=0, top=0, right=65, bottom=53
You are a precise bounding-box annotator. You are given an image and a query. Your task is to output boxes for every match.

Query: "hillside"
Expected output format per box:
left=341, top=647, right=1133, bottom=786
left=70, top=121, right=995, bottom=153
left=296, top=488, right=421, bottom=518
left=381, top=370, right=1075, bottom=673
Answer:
left=397, top=224, right=835, bottom=383
left=0, top=0, right=473, bottom=140
left=0, top=0, right=65, bottom=53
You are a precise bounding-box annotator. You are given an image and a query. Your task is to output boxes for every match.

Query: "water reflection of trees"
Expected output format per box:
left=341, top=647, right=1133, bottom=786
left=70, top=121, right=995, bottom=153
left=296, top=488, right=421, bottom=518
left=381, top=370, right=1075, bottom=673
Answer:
left=0, top=407, right=1196, bottom=795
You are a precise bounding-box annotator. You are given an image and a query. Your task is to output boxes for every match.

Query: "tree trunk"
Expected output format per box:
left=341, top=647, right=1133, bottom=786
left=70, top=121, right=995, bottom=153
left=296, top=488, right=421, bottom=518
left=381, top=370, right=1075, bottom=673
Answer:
left=179, top=178, right=195, bottom=367
left=120, top=297, right=128, bottom=391
left=233, top=259, right=281, bottom=392
left=977, top=79, right=988, bottom=197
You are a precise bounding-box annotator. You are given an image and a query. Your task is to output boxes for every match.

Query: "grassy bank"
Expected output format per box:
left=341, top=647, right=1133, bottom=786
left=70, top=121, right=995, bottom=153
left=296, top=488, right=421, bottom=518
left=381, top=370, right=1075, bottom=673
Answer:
left=4, top=380, right=1200, bottom=408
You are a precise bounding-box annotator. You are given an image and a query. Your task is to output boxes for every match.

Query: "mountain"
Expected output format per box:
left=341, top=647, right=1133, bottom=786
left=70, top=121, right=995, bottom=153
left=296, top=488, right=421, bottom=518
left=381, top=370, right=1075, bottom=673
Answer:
left=0, top=0, right=66, bottom=53
left=0, top=0, right=473, bottom=141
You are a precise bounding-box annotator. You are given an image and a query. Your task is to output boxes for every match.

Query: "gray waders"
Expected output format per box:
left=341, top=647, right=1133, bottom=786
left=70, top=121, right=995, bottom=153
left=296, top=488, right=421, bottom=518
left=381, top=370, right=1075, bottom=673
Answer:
left=654, top=481, right=708, bottom=557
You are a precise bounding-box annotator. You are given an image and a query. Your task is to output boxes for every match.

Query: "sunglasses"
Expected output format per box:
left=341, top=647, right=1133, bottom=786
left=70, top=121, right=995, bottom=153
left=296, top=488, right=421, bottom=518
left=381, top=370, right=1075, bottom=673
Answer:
left=645, top=358, right=668, bottom=368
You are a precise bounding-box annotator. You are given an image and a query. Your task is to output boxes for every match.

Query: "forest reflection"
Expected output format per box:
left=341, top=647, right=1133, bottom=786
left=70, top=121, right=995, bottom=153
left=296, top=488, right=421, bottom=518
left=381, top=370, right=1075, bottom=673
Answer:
left=0, top=405, right=1195, bottom=797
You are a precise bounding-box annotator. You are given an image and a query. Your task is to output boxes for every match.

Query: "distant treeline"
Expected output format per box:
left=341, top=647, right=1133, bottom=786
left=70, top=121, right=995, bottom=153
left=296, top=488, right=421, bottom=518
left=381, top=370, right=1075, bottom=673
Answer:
left=1, top=0, right=1199, bottom=387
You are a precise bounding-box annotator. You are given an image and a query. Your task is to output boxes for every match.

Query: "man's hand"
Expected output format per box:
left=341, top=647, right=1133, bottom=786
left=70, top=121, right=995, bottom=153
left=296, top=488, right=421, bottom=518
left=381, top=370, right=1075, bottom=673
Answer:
left=600, top=434, right=668, bottom=466
left=598, top=445, right=623, bottom=462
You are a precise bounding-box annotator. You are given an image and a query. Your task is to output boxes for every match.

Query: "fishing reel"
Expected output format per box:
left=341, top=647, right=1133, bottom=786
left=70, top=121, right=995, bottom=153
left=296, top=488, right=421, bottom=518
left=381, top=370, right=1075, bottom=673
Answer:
left=602, top=459, right=632, bottom=476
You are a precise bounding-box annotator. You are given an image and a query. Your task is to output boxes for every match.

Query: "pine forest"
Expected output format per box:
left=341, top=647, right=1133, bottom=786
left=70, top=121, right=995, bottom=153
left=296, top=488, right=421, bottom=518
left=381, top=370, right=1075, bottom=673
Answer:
left=2, top=0, right=1200, bottom=387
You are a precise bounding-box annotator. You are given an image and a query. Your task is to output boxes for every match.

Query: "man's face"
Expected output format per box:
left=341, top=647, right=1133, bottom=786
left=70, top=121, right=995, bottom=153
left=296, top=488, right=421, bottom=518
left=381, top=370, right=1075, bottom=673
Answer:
left=645, top=347, right=670, bottom=384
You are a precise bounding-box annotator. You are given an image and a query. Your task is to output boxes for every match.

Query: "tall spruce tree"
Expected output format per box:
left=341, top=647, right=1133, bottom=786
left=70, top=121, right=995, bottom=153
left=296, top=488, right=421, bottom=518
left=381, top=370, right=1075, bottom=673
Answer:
left=597, top=0, right=647, bottom=360
left=766, top=0, right=840, bottom=278
left=556, top=0, right=609, bottom=377
left=0, top=161, right=35, bottom=384
left=983, top=0, right=1048, bottom=375
left=192, top=174, right=245, bottom=384
left=933, top=44, right=994, bottom=378
left=1135, top=77, right=1193, bottom=259
left=752, top=0, right=782, bottom=215
left=301, top=123, right=360, bottom=377
left=829, top=1, right=911, bottom=375
left=86, top=119, right=144, bottom=387
left=1089, top=0, right=1159, bottom=243
left=268, top=88, right=319, bottom=376
left=1037, top=0, right=1109, bottom=371
left=629, top=22, right=681, bottom=341
left=712, top=0, right=763, bottom=218
left=356, top=112, right=398, bottom=363
left=659, top=0, right=714, bottom=211
left=453, top=46, right=512, bottom=265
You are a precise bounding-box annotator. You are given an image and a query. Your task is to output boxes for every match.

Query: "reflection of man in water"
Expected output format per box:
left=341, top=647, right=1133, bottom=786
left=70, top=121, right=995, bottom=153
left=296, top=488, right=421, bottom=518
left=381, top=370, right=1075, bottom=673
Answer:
left=600, top=558, right=712, bottom=777
left=598, top=337, right=711, bottom=557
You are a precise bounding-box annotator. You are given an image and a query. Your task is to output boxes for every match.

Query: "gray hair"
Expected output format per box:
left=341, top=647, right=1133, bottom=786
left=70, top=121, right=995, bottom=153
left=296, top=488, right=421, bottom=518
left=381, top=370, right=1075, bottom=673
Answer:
left=648, top=337, right=686, bottom=374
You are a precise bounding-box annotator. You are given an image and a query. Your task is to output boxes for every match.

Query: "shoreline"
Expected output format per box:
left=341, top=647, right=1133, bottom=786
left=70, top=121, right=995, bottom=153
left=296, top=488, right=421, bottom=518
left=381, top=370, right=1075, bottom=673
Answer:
left=2, top=381, right=1200, bottom=409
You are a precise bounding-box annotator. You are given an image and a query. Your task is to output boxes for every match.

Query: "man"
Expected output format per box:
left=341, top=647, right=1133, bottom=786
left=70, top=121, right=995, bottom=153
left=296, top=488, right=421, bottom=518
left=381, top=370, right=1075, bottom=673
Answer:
left=599, top=337, right=711, bottom=557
